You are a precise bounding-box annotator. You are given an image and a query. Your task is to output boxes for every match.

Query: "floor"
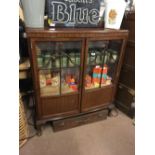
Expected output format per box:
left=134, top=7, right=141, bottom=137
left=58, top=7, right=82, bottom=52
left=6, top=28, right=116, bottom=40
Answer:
left=20, top=111, right=135, bottom=155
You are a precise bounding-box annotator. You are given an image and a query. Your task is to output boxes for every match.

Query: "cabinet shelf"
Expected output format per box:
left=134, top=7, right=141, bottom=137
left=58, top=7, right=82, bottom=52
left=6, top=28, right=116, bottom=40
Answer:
left=85, top=83, right=113, bottom=91
left=86, top=64, right=102, bottom=67
left=38, top=66, right=80, bottom=71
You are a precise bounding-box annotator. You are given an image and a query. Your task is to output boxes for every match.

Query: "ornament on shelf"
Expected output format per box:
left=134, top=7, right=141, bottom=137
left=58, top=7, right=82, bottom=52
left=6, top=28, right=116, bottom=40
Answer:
left=65, top=75, right=72, bottom=84
left=85, top=74, right=92, bottom=88
left=39, top=74, right=46, bottom=88
left=52, top=75, right=60, bottom=87
left=45, top=73, right=52, bottom=85
left=106, top=76, right=112, bottom=85
left=67, top=75, right=78, bottom=91
left=101, top=64, right=108, bottom=84
left=92, top=65, right=102, bottom=85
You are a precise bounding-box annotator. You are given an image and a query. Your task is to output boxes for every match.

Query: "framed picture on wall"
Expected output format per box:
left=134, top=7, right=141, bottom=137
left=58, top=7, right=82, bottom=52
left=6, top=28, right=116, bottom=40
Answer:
left=104, top=0, right=127, bottom=29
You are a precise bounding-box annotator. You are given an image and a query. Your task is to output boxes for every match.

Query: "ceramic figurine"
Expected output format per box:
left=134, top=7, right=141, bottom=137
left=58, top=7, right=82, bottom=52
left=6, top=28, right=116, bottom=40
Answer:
left=52, top=75, right=60, bottom=87
left=68, top=77, right=77, bottom=91
left=46, top=73, right=51, bottom=79
left=39, top=74, right=46, bottom=88
left=70, top=84, right=77, bottom=91
left=106, top=77, right=112, bottom=85
left=69, top=77, right=75, bottom=84
left=65, top=75, right=72, bottom=84
left=45, top=74, right=51, bottom=85
left=94, top=82, right=100, bottom=88
left=85, top=74, right=92, bottom=87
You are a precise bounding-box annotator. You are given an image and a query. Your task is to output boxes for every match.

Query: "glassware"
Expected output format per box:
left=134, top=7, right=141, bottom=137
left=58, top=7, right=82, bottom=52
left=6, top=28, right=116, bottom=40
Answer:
left=61, top=56, right=68, bottom=67
left=55, top=57, right=60, bottom=68
left=69, top=53, right=75, bottom=67
left=75, top=53, right=80, bottom=66
left=37, top=56, right=43, bottom=68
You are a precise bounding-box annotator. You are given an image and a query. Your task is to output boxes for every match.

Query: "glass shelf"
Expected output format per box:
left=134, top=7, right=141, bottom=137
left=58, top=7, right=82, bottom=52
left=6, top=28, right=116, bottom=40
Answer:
left=38, top=66, right=80, bottom=71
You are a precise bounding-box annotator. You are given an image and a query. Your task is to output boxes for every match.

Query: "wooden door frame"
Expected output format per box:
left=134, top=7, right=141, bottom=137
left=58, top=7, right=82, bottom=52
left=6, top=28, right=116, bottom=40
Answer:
left=81, top=36, right=128, bottom=111
left=30, top=37, right=85, bottom=118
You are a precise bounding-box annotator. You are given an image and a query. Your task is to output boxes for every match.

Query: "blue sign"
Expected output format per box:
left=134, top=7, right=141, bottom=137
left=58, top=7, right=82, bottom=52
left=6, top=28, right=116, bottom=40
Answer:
left=47, top=0, right=105, bottom=27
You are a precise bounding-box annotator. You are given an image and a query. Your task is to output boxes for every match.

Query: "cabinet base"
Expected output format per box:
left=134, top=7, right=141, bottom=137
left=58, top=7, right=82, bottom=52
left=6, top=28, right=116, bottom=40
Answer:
left=52, top=109, right=108, bottom=131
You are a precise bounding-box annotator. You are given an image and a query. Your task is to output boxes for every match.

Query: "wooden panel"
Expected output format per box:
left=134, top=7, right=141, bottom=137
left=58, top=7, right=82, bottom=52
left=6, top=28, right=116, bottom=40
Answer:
left=121, top=11, right=135, bottom=41
left=119, top=67, right=135, bottom=89
left=82, top=86, right=113, bottom=111
left=53, top=109, right=108, bottom=131
left=123, top=42, right=135, bottom=67
left=116, top=85, right=134, bottom=108
left=41, top=94, right=79, bottom=117
left=26, top=28, right=128, bottom=40
left=116, top=102, right=134, bottom=118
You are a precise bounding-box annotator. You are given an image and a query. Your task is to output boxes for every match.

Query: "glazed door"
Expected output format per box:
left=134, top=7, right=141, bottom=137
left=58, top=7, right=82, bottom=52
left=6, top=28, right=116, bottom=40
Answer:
left=82, top=39, right=123, bottom=111
left=32, top=38, right=84, bottom=118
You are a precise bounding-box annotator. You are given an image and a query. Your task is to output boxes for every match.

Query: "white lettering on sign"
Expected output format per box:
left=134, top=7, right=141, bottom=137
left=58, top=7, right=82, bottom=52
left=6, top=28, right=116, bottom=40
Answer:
left=89, top=9, right=99, bottom=24
left=51, top=1, right=99, bottom=25
left=51, top=2, right=69, bottom=23
left=69, top=3, right=76, bottom=24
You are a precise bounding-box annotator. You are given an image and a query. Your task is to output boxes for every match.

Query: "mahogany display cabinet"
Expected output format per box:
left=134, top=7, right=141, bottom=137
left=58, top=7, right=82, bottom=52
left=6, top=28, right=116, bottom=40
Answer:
left=26, top=28, right=128, bottom=131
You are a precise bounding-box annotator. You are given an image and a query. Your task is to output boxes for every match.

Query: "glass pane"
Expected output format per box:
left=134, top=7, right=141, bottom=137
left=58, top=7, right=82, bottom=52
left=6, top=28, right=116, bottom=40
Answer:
left=36, top=42, right=60, bottom=69
left=60, top=41, right=81, bottom=94
left=101, top=40, right=122, bottom=87
left=36, top=41, right=82, bottom=96
left=61, top=68, right=79, bottom=94
left=39, top=70, right=60, bottom=96
left=85, top=40, right=122, bottom=90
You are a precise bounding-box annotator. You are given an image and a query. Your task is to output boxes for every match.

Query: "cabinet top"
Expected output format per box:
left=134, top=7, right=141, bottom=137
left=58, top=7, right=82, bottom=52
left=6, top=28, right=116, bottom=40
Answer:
left=26, top=28, right=128, bottom=39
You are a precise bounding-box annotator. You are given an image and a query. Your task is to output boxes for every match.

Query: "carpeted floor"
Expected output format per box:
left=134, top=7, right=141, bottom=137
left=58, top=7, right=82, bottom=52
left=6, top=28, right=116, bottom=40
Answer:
left=20, top=111, right=135, bottom=155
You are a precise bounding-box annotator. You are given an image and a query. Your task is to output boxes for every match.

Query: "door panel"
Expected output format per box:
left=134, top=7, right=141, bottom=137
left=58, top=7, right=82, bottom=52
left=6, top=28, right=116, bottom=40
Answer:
left=32, top=39, right=84, bottom=117
left=82, top=39, right=123, bottom=111
left=82, top=86, right=114, bottom=112
left=41, top=95, right=79, bottom=117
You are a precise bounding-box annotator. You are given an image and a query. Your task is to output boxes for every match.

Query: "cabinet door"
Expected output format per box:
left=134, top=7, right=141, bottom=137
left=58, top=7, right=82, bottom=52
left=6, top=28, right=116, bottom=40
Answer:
left=82, top=39, right=123, bottom=111
left=32, top=39, right=84, bottom=118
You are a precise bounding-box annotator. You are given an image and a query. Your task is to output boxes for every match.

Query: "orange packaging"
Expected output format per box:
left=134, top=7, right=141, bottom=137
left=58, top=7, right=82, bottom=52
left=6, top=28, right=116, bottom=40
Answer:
left=92, top=66, right=102, bottom=84
left=93, top=66, right=102, bottom=74
left=102, top=64, right=108, bottom=73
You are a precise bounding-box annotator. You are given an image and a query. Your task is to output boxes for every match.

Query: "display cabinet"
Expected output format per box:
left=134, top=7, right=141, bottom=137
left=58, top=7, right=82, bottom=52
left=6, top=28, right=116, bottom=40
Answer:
left=26, top=28, right=128, bottom=130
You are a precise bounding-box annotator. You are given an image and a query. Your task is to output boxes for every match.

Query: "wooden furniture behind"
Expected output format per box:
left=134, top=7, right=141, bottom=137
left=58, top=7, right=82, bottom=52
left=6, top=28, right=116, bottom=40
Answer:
left=19, top=58, right=30, bottom=80
left=26, top=28, right=128, bottom=130
left=115, top=11, right=135, bottom=118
